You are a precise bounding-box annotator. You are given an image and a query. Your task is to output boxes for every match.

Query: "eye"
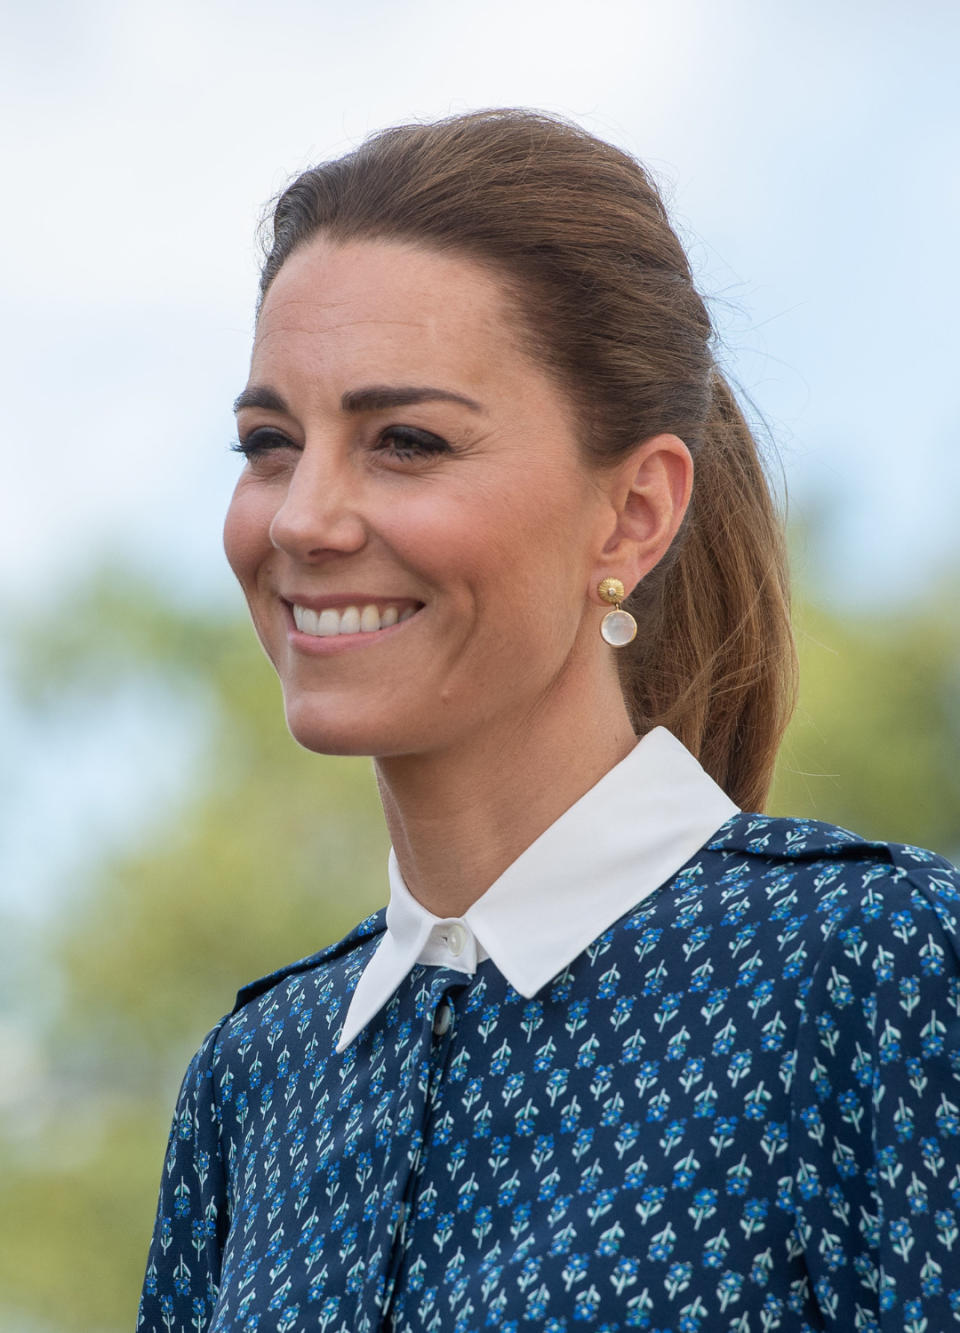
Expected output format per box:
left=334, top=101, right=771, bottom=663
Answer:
left=230, top=427, right=299, bottom=459
left=377, top=425, right=451, bottom=460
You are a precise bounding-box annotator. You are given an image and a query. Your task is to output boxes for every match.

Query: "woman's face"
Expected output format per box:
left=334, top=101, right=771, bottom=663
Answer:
left=223, top=237, right=621, bottom=758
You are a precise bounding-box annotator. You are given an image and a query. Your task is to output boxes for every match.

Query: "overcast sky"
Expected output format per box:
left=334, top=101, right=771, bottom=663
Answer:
left=3, top=0, right=958, bottom=613
left=2, top=0, right=958, bottom=917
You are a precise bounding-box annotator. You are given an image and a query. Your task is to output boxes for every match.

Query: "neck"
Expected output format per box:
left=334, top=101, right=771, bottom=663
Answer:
left=374, top=672, right=638, bottom=918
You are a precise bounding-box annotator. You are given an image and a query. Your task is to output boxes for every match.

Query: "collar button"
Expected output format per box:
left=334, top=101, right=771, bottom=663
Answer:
left=443, top=923, right=467, bottom=957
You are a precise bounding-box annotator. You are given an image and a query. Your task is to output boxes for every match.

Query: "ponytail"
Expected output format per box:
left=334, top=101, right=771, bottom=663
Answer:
left=620, top=374, right=798, bottom=811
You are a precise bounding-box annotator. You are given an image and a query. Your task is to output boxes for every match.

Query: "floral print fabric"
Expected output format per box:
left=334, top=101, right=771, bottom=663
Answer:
left=138, top=813, right=960, bottom=1331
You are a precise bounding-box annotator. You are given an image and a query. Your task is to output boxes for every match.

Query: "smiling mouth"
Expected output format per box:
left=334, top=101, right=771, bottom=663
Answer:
left=291, top=602, right=422, bottom=637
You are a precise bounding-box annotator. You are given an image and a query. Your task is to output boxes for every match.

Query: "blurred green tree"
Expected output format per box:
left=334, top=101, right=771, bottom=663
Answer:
left=770, top=586, right=960, bottom=858
left=1, top=566, right=957, bottom=1329
left=2, top=571, right=387, bottom=1330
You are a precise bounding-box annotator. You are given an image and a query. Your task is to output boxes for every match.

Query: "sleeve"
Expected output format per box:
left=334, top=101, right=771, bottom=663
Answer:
left=137, top=1019, right=231, bottom=1333
left=788, top=854, right=960, bottom=1331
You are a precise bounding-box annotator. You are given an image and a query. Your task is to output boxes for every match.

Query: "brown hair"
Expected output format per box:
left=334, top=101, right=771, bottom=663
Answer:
left=258, top=109, right=797, bottom=811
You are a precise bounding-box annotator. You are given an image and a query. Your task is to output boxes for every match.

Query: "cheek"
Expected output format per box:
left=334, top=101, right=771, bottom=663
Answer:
left=222, top=481, right=273, bottom=587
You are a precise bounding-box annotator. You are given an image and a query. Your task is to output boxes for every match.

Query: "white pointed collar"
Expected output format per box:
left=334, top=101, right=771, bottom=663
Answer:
left=336, top=727, right=739, bottom=1051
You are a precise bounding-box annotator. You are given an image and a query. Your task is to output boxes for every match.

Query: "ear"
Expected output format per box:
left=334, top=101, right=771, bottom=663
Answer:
left=591, top=434, right=694, bottom=600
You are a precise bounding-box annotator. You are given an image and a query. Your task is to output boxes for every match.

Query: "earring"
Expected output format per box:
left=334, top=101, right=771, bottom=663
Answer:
left=597, top=577, right=637, bottom=647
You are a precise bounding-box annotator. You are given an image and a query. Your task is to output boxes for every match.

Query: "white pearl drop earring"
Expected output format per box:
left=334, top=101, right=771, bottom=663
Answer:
left=597, top=578, right=638, bottom=647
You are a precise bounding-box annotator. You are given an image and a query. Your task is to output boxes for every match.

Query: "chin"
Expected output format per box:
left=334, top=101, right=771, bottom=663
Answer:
left=283, top=693, right=413, bottom=758
left=284, top=701, right=377, bottom=757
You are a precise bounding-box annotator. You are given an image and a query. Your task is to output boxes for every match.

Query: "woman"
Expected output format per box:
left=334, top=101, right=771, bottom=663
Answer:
left=138, top=110, right=960, bottom=1332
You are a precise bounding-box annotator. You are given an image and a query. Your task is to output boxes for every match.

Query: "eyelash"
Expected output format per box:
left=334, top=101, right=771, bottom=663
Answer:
left=230, top=425, right=451, bottom=461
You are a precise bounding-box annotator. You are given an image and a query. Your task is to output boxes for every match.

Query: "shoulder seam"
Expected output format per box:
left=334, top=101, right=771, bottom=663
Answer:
left=230, top=910, right=387, bottom=1015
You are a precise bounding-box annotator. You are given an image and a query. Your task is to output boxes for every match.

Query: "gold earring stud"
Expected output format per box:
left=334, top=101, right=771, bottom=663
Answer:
left=597, top=577, right=637, bottom=647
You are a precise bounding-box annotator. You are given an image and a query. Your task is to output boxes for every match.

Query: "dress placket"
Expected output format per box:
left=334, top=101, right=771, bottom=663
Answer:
left=378, top=968, right=471, bottom=1329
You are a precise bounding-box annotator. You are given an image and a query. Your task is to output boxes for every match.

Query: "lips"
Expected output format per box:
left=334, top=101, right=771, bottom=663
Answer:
left=291, top=602, right=420, bottom=636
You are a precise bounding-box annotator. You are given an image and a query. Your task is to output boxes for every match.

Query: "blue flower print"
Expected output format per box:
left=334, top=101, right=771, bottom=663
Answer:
left=138, top=816, right=960, bottom=1332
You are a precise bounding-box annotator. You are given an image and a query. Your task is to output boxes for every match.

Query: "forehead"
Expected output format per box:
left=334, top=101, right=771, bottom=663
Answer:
left=252, top=237, right=530, bottom=397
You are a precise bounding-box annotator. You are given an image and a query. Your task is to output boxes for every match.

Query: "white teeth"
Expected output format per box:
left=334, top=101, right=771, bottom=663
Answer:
left=293, top=602, right=418, bottom=637
left=293, top=605, right=319, bottom=634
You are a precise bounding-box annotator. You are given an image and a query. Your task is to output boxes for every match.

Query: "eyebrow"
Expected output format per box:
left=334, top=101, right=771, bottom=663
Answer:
left=341, top=385, right=485, bottom=414
left=233, top=383, right=485, bottom=416
left=233, top=385, right=289, bottom=415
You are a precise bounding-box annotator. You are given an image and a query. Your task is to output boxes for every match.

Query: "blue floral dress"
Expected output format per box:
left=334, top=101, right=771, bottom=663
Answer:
left=137, top=812, right=960, bottom=1332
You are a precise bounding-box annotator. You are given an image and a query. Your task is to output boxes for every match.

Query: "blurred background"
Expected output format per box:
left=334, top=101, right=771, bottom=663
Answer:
left=1, top=0, right=958, bottom=1327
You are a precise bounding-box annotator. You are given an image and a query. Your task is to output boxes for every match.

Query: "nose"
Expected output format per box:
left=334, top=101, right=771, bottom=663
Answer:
left=268, top=448, right=368, bottom=561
